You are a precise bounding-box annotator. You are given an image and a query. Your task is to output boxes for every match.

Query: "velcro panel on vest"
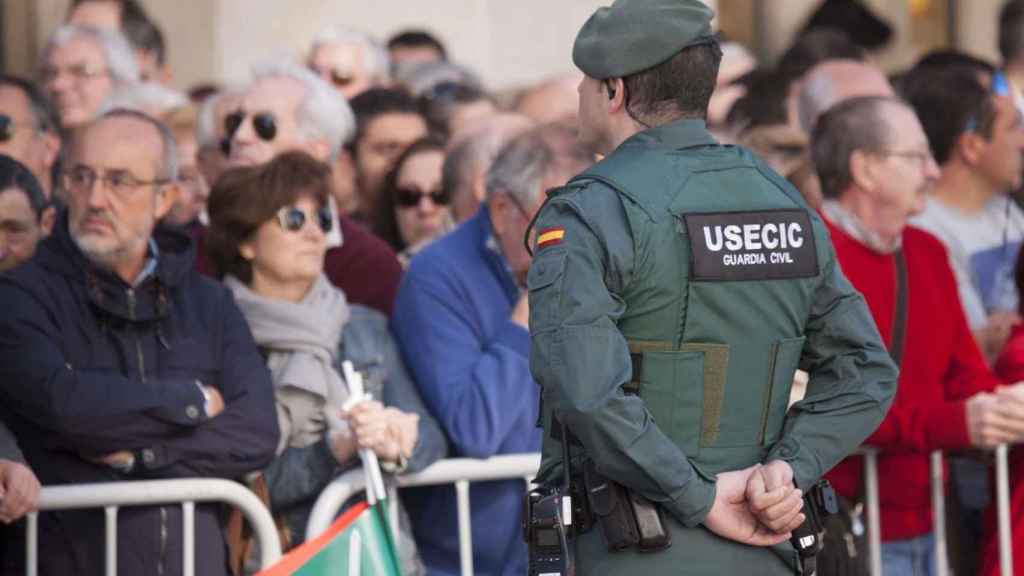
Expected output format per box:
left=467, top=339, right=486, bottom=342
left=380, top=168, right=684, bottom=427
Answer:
left=684, top=210, right=819, bottom=281
left=626, top=340, right=729, bottom=448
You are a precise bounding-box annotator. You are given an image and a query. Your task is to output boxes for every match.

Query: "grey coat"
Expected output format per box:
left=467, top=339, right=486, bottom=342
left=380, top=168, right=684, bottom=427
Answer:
left=262, top=305, right=448, bottom=573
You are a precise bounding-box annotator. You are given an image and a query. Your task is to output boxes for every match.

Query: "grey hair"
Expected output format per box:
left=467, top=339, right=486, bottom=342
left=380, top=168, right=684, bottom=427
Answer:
left=486, top=123, right=592, bottom=207
left=251, top=61, right=356, bottom=161
left=99, top=82, right=188, bottom=116
left=98, top=108, right=179, bottom=181
left=311, top=27, right=390, bottom=82
left=810, top=96, right=903, bottom=199
left=45, top=25, right=140, bottom=84
left=797, top=70, right=838, bottom=134
left=397, top=60, right=482, bottom=98
left=195, top=92, right=220, bottom=150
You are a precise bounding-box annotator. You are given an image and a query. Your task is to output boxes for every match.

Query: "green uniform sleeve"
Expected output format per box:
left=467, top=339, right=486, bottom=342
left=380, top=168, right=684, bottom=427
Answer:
left=528, top=189, right=716, bottom=528
left=766, top=239, right=898, bottom=489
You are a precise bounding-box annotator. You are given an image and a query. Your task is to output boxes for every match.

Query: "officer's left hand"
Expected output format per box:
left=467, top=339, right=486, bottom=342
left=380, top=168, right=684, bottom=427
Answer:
left=745, top=461, right=805, bottom=534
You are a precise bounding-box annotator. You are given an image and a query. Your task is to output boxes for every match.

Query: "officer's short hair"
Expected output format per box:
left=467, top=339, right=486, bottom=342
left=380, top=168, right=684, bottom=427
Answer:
left=622, top=40, right=723, bottom=122
left=486, top=122, right=592, bottom=208
left=810, top=95, right=904, bottom=199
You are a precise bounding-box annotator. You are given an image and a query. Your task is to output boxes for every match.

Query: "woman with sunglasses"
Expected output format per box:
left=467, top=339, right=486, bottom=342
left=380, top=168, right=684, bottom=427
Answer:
left=373, top=135, right=453, bottom=266
left=206, top=151, right=446, bottom=573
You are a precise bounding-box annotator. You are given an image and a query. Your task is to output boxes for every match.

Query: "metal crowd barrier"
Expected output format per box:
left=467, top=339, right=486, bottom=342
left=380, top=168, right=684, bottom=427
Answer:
left=305, top=453, right=541, bottom=576
left=25, top=478, right=283, bottom=576
left=858, top=444, right=1014, bottom=576
left=307, top=448, right=1016, bottom=576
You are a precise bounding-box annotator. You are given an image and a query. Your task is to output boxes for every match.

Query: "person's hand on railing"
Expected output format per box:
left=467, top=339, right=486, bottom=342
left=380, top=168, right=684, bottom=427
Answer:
left=344, top=401, right=420, bottom=466
left=703, top=465, right=794, bottom=547
left=744, top=460, right=805, bottom=534
left=0, top=459, right=40, bottom=523
left=966, top=390, right=1024, bottom=447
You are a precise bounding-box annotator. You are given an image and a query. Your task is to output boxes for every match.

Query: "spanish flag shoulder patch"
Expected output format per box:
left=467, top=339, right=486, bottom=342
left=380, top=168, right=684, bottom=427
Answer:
left=537, top=227, right=565, bottom=249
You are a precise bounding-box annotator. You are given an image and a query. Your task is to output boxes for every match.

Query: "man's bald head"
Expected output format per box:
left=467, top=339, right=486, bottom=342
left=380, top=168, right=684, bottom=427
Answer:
left=515, top=74, right=582, bottom=124
left=443, top=113, right=534, bottom=222
left=797, top=59, right=894, bottom=133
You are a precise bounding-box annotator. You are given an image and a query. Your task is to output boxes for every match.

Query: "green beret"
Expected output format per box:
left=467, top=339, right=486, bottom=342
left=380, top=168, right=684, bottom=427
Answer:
left=572, top=0, right=715, bottom=79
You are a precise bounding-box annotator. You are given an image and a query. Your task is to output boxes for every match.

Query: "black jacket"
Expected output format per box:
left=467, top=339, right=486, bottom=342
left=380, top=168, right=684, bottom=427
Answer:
left=0, top=215, right=279, bottom=575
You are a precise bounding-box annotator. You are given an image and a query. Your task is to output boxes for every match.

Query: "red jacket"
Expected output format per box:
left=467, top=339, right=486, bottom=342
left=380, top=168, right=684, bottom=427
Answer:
left=980, top=325, right=1024, bottom=576
left=823, top=219, right=1000, bottom=541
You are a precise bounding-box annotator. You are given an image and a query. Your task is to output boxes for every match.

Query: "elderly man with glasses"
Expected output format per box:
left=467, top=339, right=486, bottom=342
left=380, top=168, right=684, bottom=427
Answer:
left=811, top=95, right=1024, bottom=576
left=0, top=109, right=278, bottom=575
left=40, top=25, right=139, bottom=130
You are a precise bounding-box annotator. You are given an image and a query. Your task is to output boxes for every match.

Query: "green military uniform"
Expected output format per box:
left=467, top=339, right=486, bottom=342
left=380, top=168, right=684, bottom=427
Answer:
left=526, top=1, right=898, bottom=574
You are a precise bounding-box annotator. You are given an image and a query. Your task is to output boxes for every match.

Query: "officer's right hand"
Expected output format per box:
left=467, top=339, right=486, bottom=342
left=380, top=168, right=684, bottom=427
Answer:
left=745, top=461, right=805, bottom=534
left=703, top=465, right=793, bottom=547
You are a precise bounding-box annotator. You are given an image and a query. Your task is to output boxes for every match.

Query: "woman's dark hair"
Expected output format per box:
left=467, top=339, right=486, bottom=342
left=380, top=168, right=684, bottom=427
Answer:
left=373, top=135, right=447, bottom=251
left=0, top=154, right=48, bottom=219
left=205, top=151, right=332, bottom=283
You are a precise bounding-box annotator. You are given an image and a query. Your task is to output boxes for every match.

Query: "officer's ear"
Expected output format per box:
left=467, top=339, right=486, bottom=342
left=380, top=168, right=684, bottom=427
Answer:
left=606, top=78, right=626, bottom=112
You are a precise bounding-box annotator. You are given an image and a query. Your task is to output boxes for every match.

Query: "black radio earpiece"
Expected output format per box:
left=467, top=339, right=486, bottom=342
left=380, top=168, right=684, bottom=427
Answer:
left=605, top=81, right=616, bottom=100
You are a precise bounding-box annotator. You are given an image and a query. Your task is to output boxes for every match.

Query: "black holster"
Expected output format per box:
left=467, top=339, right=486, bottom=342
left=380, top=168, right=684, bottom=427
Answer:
left=581, top=459, right=671, bottom=553
left=791, top=479, right=840, bottom=576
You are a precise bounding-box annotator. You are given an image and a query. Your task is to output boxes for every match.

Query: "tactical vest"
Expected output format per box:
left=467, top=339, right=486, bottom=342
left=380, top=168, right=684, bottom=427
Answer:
left=562, top=138, right=826, bottom=477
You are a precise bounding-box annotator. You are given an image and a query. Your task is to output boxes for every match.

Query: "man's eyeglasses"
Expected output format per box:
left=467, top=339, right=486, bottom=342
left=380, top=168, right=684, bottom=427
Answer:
left=225, top=111, right=277, bottom=143
left=39, top=64, right=110, bottom=85
left=394, top=187, right=451, bottom=208
left=276, top=205, right=334, bottom=234
left=62, top=166, right=169, bottom=196
left=875, top=149, right=935, bottom=168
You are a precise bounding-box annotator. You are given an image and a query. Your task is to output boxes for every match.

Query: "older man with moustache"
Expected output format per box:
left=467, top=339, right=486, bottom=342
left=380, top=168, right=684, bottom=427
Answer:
left=0, top=109, right=278, bottom=574
left=217, top=63, right=404, bottom=315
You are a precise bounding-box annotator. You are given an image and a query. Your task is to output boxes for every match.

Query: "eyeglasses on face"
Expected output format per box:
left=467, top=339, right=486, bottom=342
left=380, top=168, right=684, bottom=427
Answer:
left=275, top=204, right=334, bottom=234
left=394, top=187, right=450, bottom=208
left=875, top=149, right=935, bottom=168
left=61, top=165, right=169, bottom=197
left=225, top=111, right=277, bottom=143
left=40, top=64, right=110, bottom=84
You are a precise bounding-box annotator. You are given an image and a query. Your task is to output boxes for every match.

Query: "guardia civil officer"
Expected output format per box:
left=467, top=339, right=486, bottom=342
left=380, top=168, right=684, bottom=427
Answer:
left=525, top=1, right=898, bottom=574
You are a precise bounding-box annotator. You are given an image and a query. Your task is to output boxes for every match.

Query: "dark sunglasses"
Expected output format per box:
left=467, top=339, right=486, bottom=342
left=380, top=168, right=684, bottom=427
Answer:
left=276, top=205, right=334, bottom=234
left=395, top=187, right=450, bottom=208
left=225, top=111, right=277, bottom=143
left=0, top=114, right=27, bottom=143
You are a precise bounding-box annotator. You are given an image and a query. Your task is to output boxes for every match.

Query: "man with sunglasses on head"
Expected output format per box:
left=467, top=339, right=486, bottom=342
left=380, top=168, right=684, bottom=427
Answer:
left=221, top=62, right=404, bottom=316
left=307, top=27, right=389, bottom=101
left=391, top=123, right=593, bottom=575
left=0, top=75, right=62, bottom=202
left=0, top=109, right=278, bottom=575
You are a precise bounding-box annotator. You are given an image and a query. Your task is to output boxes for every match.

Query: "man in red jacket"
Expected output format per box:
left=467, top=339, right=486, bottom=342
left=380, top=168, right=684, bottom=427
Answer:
left=809, top=95, right=1024, bottom=575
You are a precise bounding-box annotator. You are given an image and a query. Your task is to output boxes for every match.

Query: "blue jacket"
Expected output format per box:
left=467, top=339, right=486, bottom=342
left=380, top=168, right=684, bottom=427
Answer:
left=392, top=207, right=541, bottom=576
left=0, top=215, right=279, bottom=575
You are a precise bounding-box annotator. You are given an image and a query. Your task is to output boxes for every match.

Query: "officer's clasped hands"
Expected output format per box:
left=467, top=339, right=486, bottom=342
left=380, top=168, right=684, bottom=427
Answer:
left=746, top=460, right=806, bottom=535
left=703, top=464, right=797, bottom=547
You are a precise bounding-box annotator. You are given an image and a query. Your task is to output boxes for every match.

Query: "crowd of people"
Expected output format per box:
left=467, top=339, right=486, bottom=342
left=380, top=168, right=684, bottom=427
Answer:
left=2, top=0, right=1024, bottom=574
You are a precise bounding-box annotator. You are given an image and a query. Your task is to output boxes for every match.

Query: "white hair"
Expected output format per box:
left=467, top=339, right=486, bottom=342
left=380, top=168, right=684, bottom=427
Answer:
left=251, top=61, right=356, bottom=161
left=310, top=27, right=390, bottom=82
left=99, top=82, right=188, bottom=116
left=396, top=60, right=482, bottom=98
left=45, top=25, right=140, bottom=84
left=195, top=87, right=242, bottom=150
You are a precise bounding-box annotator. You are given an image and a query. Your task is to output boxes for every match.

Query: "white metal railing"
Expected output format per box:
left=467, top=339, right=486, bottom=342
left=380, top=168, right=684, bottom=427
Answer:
left=26, top=478, right=283, bottom=576
left=306, top=447, right=1015, bottom=576
left=305, top=453, right=541, bottom=576
left=858, top=445, right=1013, bottom=576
